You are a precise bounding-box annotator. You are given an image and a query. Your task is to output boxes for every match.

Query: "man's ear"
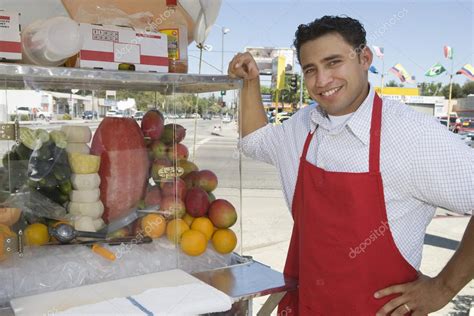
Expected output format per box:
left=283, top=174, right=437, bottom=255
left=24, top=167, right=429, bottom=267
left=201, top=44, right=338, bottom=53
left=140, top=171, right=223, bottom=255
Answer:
left=360, top=46, right=373, bottom=70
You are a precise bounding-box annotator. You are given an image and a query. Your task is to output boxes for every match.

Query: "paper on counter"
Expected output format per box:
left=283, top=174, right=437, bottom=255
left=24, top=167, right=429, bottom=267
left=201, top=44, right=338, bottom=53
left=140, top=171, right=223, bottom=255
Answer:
left=57, top=282, right=232, bottom=315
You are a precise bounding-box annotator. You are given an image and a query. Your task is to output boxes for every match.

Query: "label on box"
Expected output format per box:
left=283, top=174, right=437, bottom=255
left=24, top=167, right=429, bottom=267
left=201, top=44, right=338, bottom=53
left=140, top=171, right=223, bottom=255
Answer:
left=160, top=28, right=179, bottom=60
left=0, top=11, right=21, bottom=60
left=78, top=23, right=168, bottom=72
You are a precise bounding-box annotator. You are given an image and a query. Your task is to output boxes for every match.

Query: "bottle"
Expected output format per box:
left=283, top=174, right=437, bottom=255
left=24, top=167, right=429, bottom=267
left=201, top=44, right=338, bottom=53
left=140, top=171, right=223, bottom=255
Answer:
left=158, top=0, right=189, bottom=73
left=21, top=17, right=82, bottom=67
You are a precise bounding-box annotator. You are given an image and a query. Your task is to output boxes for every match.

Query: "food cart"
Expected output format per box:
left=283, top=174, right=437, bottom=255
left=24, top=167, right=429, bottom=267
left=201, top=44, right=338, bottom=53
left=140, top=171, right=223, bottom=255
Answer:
left=0, top=63, right=296, bottom=315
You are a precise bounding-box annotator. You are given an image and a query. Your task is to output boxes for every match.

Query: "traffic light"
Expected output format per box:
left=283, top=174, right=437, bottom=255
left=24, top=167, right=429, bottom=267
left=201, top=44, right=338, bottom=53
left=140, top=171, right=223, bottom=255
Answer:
left=289, top=75, right=298, bottom=93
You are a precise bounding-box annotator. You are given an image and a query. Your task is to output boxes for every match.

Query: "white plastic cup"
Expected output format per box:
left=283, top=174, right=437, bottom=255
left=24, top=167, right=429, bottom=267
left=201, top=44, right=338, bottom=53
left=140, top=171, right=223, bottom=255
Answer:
left=22, top=17, right=82, bottom=67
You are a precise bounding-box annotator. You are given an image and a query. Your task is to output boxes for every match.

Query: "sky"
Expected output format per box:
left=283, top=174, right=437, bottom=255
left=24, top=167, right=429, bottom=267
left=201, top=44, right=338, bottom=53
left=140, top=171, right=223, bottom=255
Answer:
left=188, top=0, right=474, bottom=88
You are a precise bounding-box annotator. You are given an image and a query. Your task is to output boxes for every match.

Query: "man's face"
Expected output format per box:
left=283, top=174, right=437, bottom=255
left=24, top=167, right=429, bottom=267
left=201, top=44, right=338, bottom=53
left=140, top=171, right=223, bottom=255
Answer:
left=300, top=32, right=373, bottom=116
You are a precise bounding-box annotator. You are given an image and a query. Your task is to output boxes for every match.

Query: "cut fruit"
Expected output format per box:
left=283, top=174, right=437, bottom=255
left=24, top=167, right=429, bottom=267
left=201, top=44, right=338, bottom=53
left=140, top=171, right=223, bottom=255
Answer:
left=68, top=153, right=100, bottom=174
left=67, top=200, right=104, bottom=219
left=71, top=173, right=101, bottom=190
left=66, top=143, right=90, bottom=155
left=69, top=189, right=100, bottom=203
left=61, top=125, right=92, bottom=143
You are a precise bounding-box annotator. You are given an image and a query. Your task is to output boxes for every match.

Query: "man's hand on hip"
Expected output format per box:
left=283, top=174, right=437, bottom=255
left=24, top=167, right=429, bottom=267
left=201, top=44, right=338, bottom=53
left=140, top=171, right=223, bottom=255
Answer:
left=374, top=273, right=455, bottom=316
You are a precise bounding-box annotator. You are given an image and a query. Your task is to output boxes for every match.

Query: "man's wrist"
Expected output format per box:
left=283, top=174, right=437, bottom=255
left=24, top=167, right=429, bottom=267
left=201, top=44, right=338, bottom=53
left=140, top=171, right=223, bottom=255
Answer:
left=434, top=273, right=461, bottom=299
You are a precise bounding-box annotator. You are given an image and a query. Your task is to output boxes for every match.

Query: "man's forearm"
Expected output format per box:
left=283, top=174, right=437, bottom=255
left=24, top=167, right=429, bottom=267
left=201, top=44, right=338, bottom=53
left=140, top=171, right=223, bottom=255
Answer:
left=436, top=216, right=474, bottom=296
left=240, top=78, right=268, bottom=137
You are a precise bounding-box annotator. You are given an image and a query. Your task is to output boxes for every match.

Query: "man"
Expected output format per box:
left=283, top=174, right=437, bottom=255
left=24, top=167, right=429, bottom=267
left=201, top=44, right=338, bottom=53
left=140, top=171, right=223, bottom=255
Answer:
left=228, top=16, right=473, bottom=315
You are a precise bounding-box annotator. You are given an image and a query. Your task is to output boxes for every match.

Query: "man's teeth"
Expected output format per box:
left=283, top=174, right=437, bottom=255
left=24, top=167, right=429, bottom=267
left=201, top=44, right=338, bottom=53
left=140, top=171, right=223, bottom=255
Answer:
left=321, top=86, right=341, bottom=96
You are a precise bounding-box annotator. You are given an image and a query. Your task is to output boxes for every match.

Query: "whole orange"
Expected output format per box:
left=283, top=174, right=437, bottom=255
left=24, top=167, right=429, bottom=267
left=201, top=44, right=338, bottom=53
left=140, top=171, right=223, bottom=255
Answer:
left=24, top=223, right=50, bottom=246
left=166, top=218, right=190, bottom=244
left=180, top=230, right=207, bottom=256
left=212, top=229, right=237, bottom=254
left=141, top=214, right=166, bottom=238
left=190, top=217, right=214, bottom=241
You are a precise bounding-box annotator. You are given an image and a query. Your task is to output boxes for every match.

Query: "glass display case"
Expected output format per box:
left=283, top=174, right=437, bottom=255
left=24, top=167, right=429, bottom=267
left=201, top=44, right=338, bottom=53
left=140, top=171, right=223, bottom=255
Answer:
left=0, top=63, right=296, bottom=315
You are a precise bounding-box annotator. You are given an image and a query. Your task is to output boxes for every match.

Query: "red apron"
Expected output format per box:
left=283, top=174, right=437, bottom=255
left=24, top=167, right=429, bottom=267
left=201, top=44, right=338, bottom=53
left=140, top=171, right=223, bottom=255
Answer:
left=278, top=94, right=418, bottom=315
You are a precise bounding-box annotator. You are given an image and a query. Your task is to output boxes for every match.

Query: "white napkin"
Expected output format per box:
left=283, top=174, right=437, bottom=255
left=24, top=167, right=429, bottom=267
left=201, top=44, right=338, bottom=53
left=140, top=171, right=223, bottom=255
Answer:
left=57, top=282, right=232, bottom=315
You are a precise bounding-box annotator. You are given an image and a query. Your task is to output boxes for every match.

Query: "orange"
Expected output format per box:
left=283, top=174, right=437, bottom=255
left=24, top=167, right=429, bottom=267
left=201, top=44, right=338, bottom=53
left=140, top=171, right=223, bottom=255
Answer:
left=166, top=218, right=190, bottom=244
left=212, top=229, right=237, bottom=254
left=24, top=223, right=50, bottom=246
left=191, top=217, right=214, bottom=241
left=180, top=230, right=207, bottom=256
left=0, top=224, right=14, bottom=237
left=182, top=213, right=195, bottom=227
left=141, top=214, right=166, bottom=238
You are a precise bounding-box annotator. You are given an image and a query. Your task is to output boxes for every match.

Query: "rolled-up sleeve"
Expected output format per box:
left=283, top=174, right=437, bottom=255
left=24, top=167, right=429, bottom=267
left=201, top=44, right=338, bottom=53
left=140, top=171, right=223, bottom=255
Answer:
left=410, top=121, right=474, bottom=215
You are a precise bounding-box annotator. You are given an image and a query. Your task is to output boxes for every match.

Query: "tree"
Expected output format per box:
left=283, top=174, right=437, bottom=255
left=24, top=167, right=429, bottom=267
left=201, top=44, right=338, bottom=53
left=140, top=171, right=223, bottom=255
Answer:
left=418, top=82, right=443, bottom=96
left=385, top=80, right=403, bottom=87
left=462, top=81, right=474, bottom=96
left=441, top=83, right=465, bottom=99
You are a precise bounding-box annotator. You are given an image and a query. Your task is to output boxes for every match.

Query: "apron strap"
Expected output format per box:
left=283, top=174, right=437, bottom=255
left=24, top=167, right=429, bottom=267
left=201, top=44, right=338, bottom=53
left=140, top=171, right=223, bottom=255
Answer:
left=301, top=129, right=315, bottom=160
left=369, top=93, right=383, bottom=173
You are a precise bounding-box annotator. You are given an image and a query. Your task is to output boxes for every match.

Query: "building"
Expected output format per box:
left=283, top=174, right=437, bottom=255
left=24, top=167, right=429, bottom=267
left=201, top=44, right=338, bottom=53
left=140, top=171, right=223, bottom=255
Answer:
left=375, top=87, right=445, bottom=116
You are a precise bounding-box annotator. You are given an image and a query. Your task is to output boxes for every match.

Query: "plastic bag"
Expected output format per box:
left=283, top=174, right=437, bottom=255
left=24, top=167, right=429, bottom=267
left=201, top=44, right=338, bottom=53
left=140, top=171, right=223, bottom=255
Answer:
left=75, top=4, right=154, bottom=30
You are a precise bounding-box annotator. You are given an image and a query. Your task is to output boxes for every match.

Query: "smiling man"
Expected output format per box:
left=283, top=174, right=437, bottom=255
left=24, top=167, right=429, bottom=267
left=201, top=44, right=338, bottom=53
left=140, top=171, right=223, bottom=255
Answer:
left=228, top=16, right=474, bottom=315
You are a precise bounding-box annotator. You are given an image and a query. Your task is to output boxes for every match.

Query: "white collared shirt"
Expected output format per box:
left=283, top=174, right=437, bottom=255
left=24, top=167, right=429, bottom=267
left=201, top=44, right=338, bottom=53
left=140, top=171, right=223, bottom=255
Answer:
left=240, top=85, right=474, bottom=269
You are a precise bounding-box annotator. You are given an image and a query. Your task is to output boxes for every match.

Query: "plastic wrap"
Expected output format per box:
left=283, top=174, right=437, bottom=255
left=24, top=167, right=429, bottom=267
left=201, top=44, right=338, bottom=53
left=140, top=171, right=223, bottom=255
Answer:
left=0, top=239, right=231, bottom=305
left=75, top=4, right=154, bottom=30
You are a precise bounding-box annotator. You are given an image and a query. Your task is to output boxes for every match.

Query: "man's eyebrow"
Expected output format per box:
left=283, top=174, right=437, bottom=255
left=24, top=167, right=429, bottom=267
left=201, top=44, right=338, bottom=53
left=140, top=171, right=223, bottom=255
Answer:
left=301, top=54, right=344, bottom=70
left=302, top=63, right=315, bottom=71
left=321, top=54, right=344, bottom=63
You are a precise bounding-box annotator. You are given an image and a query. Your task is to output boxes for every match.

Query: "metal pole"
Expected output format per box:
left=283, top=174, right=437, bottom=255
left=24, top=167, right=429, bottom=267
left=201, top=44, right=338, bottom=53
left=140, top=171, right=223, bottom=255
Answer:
left=221, top=28, right=224, bottom=75
left=446, top=57, right=455, bottom=130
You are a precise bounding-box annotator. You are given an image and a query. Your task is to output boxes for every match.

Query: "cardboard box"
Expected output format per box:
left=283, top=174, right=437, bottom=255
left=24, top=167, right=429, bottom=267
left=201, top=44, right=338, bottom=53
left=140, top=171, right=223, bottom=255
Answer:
left=77, top=23, right=168, bottom=72
left=0, top=11, right=21, bottom=60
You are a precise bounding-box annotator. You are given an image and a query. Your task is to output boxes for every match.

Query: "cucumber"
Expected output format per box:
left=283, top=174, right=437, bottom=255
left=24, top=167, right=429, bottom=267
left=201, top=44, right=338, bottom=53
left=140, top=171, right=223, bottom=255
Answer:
left=58, top=179, right=72, bottom=195
left=53, top=166, right=71, bottom=182
left=15, top=143, right=33, bottom=160
left=50, top=130, right=68, bottom=149
left=35, top=129, right=50, bottom=143
left=19, top=127, right=37, bottom=150
left=38, top=174, right=57, bottom=190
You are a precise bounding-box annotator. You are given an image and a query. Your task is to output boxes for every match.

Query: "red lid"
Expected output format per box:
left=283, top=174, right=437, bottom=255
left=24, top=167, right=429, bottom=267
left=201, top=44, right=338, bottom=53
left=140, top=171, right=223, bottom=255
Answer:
left=166, top=0, right=178, bottom=6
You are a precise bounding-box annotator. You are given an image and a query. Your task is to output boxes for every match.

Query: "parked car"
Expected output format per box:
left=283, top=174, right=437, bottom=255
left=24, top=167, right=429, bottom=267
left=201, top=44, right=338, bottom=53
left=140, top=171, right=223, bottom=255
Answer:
left=35, top=109, right=52, bottom=120
left=458, top=120, right=474, bottom=139
left=133, top=111, right=144, bottom=120
left=105, top=110, right=126, bottom=117
left=222, top=115, right=232, bottom=123
left=437, top=115, right=460, bottom=132
left=202, top=113, right=212, bottom=120
left=15, top=106, right=31, bottom=116
left=82, top=111, right=93, bottom=120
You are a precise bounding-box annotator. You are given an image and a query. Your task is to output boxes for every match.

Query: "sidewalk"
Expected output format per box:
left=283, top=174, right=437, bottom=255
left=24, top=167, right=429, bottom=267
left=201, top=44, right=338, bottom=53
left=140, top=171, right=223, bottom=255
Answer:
left=238, top=188, right=473, bottom=315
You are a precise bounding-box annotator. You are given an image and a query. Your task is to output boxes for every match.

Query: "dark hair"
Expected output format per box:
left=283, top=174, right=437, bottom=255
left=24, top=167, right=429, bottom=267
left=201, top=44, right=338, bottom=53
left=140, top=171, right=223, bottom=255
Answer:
left=293, top=15, right=367, bottom=62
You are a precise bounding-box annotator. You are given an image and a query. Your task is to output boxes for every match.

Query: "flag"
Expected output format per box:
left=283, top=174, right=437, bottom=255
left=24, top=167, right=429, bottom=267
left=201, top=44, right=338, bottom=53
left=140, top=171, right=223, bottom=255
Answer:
left=369, top=65, right=379, bottom=74
left=443, top=45, right=453, bottom=59
left=456, top=64, right=474, bottom=80
left=425, top=62, right=447, bottom=77
left=372, top=45, right=384, bottom=58
left=389, top=63, right=415, bottom=83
